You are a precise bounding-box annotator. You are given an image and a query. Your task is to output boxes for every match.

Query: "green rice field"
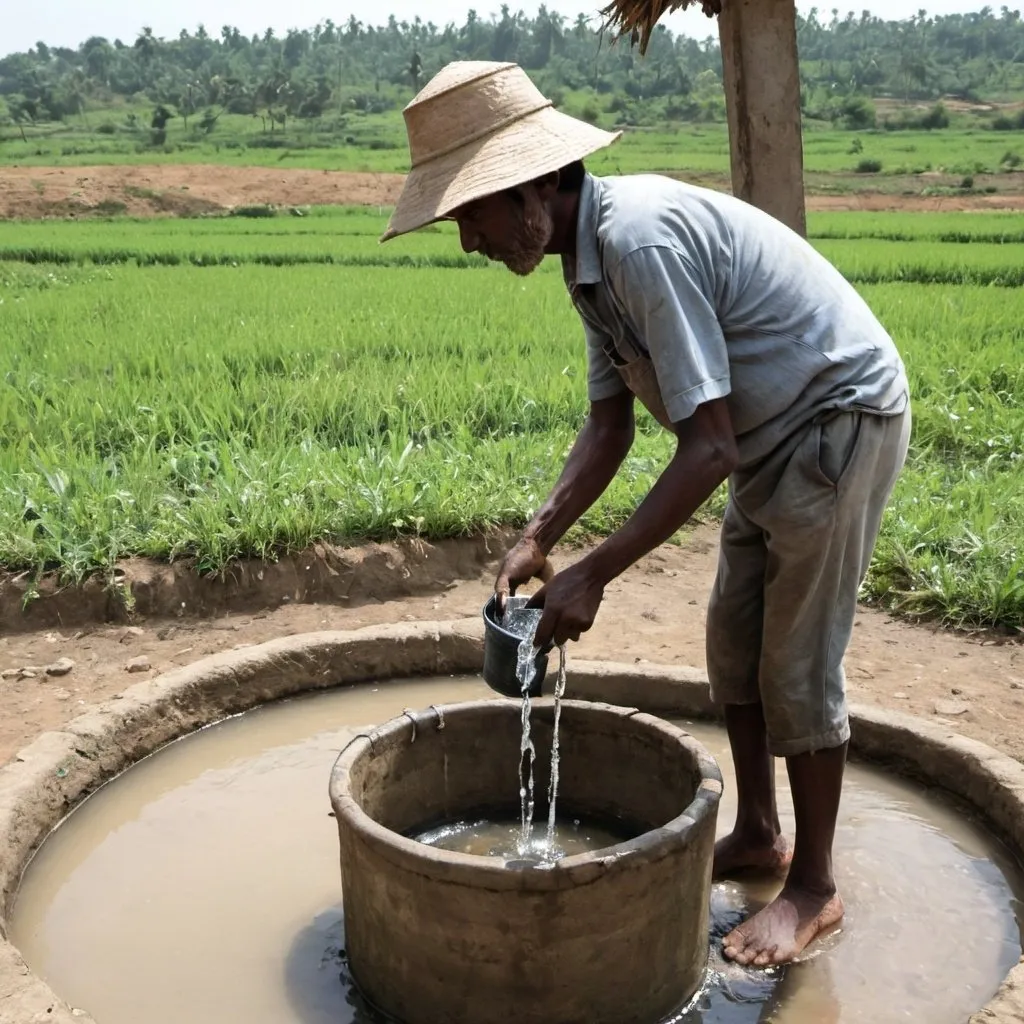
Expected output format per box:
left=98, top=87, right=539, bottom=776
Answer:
left=1, top=207, right=1023, bottom=630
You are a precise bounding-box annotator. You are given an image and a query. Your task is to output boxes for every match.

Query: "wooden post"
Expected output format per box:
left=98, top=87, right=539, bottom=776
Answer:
left=718, top=0, right=807, bottom=237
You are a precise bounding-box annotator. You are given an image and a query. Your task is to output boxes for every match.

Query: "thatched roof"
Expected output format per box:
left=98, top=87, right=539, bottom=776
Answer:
left=600, top=0, right=721, bottom=55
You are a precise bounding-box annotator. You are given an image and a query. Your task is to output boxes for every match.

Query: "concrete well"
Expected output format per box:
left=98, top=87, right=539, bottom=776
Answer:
left=329, top=697, right=723, bottom=1024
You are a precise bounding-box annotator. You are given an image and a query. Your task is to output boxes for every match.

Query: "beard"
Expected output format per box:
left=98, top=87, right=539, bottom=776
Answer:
left=496, top=187, right=554, bottom=276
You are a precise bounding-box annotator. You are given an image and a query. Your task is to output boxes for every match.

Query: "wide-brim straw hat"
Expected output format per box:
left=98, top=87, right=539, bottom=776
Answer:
left=380, top=61, right=622, bottom=243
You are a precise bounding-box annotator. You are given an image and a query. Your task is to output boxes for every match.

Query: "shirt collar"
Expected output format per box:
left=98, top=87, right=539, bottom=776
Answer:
left=563, top=171, right=603, bottom=291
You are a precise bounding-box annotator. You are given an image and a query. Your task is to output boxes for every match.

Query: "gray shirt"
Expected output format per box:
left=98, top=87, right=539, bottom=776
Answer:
left=561, top=172, right=909, bottom=468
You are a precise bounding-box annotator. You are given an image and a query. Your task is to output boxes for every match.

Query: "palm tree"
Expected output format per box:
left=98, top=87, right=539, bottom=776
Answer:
left=134, top=27, right=157, bottom=63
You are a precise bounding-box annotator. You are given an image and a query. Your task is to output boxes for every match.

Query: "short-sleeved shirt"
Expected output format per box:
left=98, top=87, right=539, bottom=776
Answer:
left=560, top=172, right=909, bottom=468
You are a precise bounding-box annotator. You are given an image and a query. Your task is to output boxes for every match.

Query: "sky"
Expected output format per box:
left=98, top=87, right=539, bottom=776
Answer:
left=2, top=0, right=1002, bottom=57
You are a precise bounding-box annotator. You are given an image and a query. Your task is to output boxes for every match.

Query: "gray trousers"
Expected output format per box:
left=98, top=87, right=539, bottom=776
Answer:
left=706, top=405, right=912, bottom=756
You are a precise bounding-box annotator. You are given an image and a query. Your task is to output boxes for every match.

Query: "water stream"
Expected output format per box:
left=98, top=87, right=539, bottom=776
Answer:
left=544, top=645, right=568, bottom=851
left=504, top=595, right=567, bottom=859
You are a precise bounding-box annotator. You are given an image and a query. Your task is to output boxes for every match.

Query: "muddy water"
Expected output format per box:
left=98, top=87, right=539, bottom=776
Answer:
left=10, top=675, right=1024, bottom=1024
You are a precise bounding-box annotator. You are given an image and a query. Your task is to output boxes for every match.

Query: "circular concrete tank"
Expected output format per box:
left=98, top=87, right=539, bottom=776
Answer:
left=329, top=697, right=723, bottom=1024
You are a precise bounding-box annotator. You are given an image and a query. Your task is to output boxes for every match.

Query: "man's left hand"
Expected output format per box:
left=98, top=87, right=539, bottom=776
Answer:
left=526, top=560, right=605, bottom=649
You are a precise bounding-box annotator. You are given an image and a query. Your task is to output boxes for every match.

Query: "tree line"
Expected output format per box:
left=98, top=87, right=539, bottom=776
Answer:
left=1, top=4, right=1023, bottom=137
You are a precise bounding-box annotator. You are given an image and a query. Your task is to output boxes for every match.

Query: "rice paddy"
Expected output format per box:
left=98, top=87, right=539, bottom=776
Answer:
left=1, top=206, right=1023, bottom=630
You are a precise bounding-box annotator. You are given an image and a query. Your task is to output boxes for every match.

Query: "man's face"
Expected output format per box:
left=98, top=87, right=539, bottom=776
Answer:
left=451, top=183, right=554, bottom=276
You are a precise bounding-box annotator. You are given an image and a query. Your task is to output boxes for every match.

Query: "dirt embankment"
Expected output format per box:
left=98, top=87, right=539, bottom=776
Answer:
left=0, top=531, right=519, bottom=632
left=3, top=163, right=1024, bottom=219
left=1, top=528, right=1023, bottom=776
left=0, top=164, right=407, bottom=219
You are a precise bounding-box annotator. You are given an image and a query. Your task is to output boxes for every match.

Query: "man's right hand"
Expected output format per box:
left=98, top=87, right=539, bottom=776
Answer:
left=494, top=536, right=554, bottom=614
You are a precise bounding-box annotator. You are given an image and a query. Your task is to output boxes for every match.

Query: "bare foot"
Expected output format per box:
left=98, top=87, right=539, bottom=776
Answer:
left=722, top=884, right=844, bottom=966
left=713, top=829, right=793, bottom=879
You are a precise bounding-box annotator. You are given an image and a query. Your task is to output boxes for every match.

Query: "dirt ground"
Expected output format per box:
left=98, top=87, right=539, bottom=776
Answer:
left=3, top=163, right=1024, bottom=219
left=1, top=524, right=1022, bottom=772
left=0, top=164, right=407, bottom=218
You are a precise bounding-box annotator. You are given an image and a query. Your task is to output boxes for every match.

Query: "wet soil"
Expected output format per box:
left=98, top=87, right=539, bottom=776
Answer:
left=1, top=525, right=1022, bottom=774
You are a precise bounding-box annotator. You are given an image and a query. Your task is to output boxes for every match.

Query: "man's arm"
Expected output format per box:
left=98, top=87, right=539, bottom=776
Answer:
left=578, top=396, right=736, bottom=586
left=494, top=390, right=635, bottom=604
left=523, top=390, right=636, bottom=555
left=528, top=396, right=736, bottom=647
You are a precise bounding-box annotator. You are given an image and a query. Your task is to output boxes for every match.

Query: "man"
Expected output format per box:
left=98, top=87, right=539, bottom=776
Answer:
left=382, top=61, right=911, bottom=967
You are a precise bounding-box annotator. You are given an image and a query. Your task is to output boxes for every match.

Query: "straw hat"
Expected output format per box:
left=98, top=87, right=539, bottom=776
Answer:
left=380, top=61, right=622, bottom=242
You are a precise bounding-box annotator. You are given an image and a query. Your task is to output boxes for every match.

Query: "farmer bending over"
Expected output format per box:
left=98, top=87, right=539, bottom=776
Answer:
left=382, top=61, right=911, bottom=967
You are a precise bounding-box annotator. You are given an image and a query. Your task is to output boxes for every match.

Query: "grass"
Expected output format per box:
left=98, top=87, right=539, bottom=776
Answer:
left=3, top=212, right=1024, bottom=287
left=1, top=230, right=1022, bottom=631
left=857, top=283, right=1024, bottom=627
left=813, top=239, right=1024, bottom=286
left=807, top=211, right=1024, bottom=242
left=0, top=261, right=675, bottom=578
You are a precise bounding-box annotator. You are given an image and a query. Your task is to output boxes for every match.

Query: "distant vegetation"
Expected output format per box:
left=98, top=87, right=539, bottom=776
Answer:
left=2, top=5, right=1024, bottom=161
